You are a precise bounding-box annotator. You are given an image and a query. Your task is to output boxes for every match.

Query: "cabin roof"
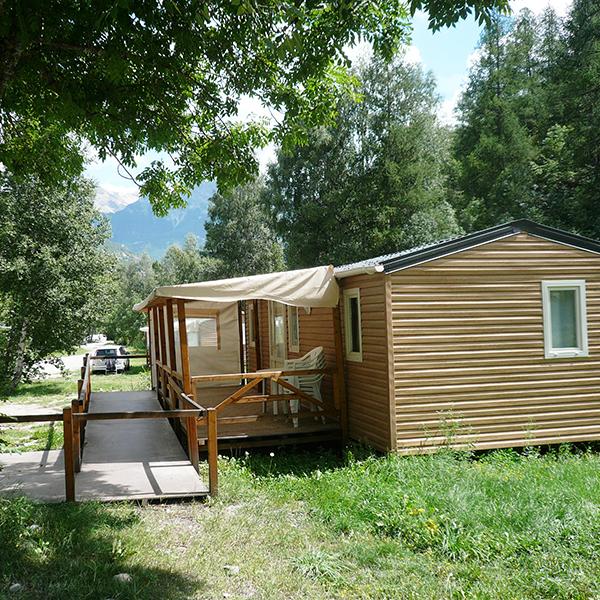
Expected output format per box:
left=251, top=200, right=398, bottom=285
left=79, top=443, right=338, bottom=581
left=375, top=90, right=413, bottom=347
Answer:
left=334, top=219, right=600, bottom=276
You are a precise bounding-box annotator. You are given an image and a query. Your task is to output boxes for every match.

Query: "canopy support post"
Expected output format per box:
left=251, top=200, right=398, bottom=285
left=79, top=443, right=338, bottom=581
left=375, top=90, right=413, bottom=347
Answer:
left=151, top=306, right=160, bottom=393
left=254, top=300, right=262, bottom=371
left=146, top=311, right=153, bottom=387
left=165, top=299, right=177, bottom=373
left=157, top=306, right=168, bottom=406
left=237, top=301, right=245, bottom=374
left=176, top=300, right=192, bottom=396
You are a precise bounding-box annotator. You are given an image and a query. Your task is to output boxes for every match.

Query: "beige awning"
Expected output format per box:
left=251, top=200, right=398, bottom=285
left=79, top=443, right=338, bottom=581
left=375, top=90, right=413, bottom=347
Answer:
left=133, top=265, right=339, bottom=312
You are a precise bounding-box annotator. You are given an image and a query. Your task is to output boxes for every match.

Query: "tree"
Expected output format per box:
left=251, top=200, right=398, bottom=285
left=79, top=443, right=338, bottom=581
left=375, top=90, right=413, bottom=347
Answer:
left=452, top=11, right=545, bottom=230
left=557, top=0, right=600, bottom=237
left=0, top=176, right=111, bottom=392
left=154, top=234, right=219, bottom=285
left=102, top=254, right=156, bottom=347
left=0, top=0, right=508, bottom=213
left=265, top=54, right=462, bottom=268
left=204, top=180, right=285, bottom=278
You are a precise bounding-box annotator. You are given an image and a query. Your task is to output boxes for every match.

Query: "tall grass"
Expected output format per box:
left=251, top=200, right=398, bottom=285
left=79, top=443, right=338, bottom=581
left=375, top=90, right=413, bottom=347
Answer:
left=219, top=445, right=600, bottom=599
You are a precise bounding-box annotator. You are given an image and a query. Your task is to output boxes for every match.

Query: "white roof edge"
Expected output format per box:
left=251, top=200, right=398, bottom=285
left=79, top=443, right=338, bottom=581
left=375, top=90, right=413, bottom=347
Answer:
left=334, top=265, right=384, bottom=279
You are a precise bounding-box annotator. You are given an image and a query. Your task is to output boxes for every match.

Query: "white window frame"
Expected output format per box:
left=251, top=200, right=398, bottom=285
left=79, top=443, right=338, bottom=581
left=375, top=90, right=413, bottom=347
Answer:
left=541, top=280, right=588, bottom=359
left=343, top=288, right=363, bottom=362
left=287, top=305, right=300, bottom=353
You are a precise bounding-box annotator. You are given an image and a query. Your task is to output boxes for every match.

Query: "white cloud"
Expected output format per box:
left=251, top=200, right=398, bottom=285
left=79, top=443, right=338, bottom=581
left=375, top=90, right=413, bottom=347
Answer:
left=510, top=0, right=572, bottom=17
left=404, top=45, right=423, bottom=65
left=438, top=87, right=463, bottom=126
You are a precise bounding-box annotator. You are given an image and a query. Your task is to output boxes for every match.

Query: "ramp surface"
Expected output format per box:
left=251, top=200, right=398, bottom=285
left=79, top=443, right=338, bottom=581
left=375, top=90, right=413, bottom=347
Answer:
left=0, top=450, right=65, bottom=502
left=0, top=391, right=208, bottom=502
left=77, top=391, right=208, bottom=500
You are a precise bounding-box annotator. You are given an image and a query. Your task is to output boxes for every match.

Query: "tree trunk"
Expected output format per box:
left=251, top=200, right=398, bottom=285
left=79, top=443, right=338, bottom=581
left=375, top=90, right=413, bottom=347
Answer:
left=10, top=320, right=28, bottom=390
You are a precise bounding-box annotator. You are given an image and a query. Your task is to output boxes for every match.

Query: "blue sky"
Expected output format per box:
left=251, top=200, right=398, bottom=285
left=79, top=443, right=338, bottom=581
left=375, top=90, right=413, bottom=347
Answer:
left=86, top=0, right=571, bottom=208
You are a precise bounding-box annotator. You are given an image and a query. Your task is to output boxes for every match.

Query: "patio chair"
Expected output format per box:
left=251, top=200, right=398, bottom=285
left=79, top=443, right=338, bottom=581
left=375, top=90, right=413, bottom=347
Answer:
left=283, top=346, right=326, bottom=427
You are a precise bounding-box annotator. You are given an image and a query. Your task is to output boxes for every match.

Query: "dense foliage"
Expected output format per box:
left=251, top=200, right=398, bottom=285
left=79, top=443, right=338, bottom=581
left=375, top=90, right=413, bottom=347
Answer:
left=0, top=177, right=111, bottom=392
left=0, top=0, right=507, bottom=214
left=451, top=1, right=600, bottom=237
left=264, top=54, right=462, bottom=267
left=205, top=180, right=285, bottom=278
left=101, top=254, right=156, bottom=347
left=1, top=443, right=599, bottom=598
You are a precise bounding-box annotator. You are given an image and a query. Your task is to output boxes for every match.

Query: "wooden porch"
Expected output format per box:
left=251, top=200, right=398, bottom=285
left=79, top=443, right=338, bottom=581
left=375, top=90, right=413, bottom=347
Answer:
left=146, top=293, right=348, bottom=495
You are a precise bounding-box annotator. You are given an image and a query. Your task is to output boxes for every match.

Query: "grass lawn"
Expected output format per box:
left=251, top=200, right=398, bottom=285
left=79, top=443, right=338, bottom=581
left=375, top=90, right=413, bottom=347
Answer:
left=1, top=445, right=600, bottom=599
left=2, top=366, right=599, bottom=598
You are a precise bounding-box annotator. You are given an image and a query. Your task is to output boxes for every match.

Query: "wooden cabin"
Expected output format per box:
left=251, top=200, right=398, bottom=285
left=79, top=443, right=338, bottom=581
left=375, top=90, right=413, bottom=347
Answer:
left=136, top=220, right=600, bottom=454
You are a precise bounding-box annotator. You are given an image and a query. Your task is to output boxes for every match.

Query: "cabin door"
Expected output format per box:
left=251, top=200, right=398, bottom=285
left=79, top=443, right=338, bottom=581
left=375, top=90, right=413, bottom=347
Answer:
left=268, top=301, right=287, bottom=368
left=268, top=301, right=287, bottom=414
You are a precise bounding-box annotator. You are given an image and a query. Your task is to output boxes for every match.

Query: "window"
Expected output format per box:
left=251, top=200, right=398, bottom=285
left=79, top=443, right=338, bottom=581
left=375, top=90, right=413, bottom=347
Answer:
left=288, top=305, right=300, bottom=352
left=247, top=302, right=256, bottom=348
left=187, top=317, right=219, bottom=348
left=542, top=280, right=588, bottom=358
left=343, top=288, right=362, bottom=362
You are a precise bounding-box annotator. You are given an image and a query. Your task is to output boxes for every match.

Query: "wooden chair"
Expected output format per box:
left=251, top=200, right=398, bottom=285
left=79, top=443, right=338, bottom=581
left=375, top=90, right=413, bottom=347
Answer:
left=283, top=346, right=326, bottom=427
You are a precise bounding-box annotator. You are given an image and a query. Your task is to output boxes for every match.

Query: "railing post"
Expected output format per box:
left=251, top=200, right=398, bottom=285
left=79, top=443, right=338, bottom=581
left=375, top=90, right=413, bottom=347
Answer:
left=207, top=408, right=218, bottom=496
left=63, top=407, right=75, bottom=501
left=70, top=400, right=81, bottom=472
left=187, top=413, right=199, bottom=473
left=86, top=353, right=91, bottom=399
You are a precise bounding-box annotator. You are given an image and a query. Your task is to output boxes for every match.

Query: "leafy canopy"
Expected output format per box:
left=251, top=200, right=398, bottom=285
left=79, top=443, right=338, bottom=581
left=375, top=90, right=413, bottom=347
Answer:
left=0, top=176, right=111, bottom=391
left=450, top=2, right=600, bottom=238
left=0, top=0, right=508, bottom=214
left=205, top=179, right=285, bottom=278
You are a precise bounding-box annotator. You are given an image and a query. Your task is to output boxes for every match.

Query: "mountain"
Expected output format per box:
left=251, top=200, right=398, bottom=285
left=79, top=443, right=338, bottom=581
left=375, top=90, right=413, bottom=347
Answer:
left=95, top=186, right=138, bottom=213
left=106, top=182, right=216, bottom=258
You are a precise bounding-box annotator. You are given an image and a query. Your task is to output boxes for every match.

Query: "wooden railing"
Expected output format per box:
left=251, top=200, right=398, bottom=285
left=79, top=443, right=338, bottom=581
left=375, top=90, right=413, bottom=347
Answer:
left=59, top=351, right=203, bottom=501
left=191, top=368, right=344, bottom=496
left=1, top=355, right=341, bottom=502
left=1, top=351, right=209, bottom=503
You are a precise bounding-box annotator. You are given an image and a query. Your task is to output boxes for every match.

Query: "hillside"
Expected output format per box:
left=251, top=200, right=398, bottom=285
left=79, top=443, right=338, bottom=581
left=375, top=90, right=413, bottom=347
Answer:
left=106, top=182, right=216, bottom=257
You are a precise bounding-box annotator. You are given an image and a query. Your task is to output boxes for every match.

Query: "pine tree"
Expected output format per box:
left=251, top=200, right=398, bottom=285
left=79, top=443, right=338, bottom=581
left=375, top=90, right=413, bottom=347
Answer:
left=559, top=0, right=600, bottom=237
left=453, top=11, right=543, bottom=229
left=266, top=54, right=461, bottom=268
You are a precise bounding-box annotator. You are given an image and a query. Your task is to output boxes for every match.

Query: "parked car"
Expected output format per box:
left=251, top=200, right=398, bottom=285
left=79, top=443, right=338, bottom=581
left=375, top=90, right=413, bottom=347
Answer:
left=92, top=345, right=130, bottom=374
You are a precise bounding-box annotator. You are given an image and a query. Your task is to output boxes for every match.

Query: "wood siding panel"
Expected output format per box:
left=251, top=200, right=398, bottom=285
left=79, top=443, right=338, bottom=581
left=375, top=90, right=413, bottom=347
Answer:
left=339, top=274, right=393, bottom=451
left=391, top=232, right=600, bottom=453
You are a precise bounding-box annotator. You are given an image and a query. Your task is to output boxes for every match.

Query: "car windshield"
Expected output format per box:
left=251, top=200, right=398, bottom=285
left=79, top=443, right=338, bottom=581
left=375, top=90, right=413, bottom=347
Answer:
left=96, top=348, right=117, bottom=357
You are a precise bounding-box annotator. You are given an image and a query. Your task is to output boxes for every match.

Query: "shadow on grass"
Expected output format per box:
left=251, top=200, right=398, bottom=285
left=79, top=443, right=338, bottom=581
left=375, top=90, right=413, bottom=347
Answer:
left=6, top=380, right=75, bottom=400
left=0, top=498, right=205, bottom=599
left=232, top=444, right=380, bottom=478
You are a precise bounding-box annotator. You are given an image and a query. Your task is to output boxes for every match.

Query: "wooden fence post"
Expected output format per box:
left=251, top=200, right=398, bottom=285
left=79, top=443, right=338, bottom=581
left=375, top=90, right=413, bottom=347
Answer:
left=86, top=354, right=91, bottom=398
left=70, top=400, right=81, bottom=473
left=207, top=408, right=218, bottom=496
left=63, top=407, right=75, bottom=501
left=187, top=414, right=199, bottom=473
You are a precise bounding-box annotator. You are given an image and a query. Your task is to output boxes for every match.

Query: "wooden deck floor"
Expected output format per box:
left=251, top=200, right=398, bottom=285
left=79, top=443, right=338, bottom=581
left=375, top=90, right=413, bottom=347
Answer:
left=0, top=391, right=209, bottom=502
left=195, top=384, right=342, bottom=449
